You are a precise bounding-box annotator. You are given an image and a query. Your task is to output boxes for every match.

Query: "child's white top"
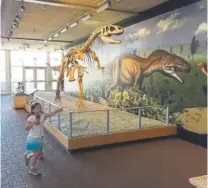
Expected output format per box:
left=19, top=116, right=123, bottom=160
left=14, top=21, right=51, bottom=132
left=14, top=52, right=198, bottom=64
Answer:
left=27, top=114, right=45, bottom=139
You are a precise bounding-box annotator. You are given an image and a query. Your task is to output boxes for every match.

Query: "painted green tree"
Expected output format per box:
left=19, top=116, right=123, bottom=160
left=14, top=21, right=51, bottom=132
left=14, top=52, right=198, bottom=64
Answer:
left=190, top=36, right=200, bottom=61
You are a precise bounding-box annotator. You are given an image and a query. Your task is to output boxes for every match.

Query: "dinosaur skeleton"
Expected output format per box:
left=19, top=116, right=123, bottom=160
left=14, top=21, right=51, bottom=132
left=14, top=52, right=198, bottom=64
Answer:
left=55, top=24, right=124, bottom=108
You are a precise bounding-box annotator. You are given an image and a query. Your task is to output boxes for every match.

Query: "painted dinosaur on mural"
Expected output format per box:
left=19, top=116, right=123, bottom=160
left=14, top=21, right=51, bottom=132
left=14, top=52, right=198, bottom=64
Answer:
left=106, top=50, right=191, bottom=99
left=197, top=62, right=208, bottom=76
left=55, top=24, right=124, bottom=107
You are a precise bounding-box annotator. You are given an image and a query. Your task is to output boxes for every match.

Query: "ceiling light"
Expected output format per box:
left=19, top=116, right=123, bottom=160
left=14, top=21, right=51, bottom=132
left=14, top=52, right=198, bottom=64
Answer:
left=70, top=22, right=78, bottom=28
left=81, top=14, right=91, bottom=21
left=96, top=1, right=109, bottom=13
left=20, top=4, right=25, bottom=12
left=44, top=40, right=47, bottom=43
left=14, top=20, right=19, bottom=25
left=12, top=22, right=19, bottom=28
left=15, top=23, right=19, bottom=28
left=12, top=22, right=17, bottom=27
left=54, top=33, right=59, bottom=37
left=60, top=27, right=68, bottom=33
left=15, top=15, right=21, bottom=21
left=48, top=37, right=53, bottom=41
left=9, top=30, right=13, bottom=36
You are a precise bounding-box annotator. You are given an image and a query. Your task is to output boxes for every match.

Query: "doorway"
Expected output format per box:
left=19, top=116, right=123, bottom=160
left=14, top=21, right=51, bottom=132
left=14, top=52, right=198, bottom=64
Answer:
left=23, top=67, right=46, bottom=91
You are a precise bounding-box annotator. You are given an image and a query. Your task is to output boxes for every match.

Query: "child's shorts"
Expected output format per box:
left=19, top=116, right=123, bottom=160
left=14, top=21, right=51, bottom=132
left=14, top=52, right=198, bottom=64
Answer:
left=26, top=138, right=43, bottom=152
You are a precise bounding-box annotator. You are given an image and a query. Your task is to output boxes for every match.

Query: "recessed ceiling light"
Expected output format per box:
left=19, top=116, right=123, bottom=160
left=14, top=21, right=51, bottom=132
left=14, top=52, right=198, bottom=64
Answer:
left=54, top=33, right=59, bottom=37
left=15, top=15, right=21, bottom=21
left=96, top=1, right=109, bottom=13
left=15, top=23, right=19, bottom=28
left=44, top=40, right=47, bottom=43
left=20, top=4, right=25, bottom=12
left=12, top=22, right=17, bottom=27
left=81, top=14, right=91, bottom=21
left=9, top=30, right=13, bottom=36
left=14, top=20, right=19, bottom=24
left=60, top=27, right=68, bottom=33
left=48, top=37, right=52, bottom=41
left=70, top=22, right=78, bottom=28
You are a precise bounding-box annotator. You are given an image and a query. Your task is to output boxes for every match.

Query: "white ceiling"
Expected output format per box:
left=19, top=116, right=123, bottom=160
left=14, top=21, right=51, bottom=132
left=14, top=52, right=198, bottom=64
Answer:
left=1, top=0, right=167, bottom=51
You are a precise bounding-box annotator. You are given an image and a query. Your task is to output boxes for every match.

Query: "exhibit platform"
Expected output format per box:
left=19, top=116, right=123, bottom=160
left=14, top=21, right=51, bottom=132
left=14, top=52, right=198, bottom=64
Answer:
left=178, top=107, right=207, bottom=148
left=25, top=91, right=177, bottom=151
left=11, top=88, right=38, bottom=109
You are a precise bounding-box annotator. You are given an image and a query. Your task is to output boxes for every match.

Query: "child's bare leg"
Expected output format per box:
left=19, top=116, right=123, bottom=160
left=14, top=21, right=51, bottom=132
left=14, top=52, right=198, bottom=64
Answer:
left=39, top=152, right=43, bottom=160
left=30, top=151, right=40, bottom=166
left=29, top=151, right=41, bottom=175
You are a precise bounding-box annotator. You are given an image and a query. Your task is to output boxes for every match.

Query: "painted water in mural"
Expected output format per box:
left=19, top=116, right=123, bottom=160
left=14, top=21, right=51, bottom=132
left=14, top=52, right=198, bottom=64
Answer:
left=65, top=1, right=207, bottom=131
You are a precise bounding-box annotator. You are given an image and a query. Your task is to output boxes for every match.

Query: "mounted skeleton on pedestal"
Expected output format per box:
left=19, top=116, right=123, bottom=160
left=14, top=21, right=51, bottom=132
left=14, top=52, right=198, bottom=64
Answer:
left=55, top=24, right=124, bottom=108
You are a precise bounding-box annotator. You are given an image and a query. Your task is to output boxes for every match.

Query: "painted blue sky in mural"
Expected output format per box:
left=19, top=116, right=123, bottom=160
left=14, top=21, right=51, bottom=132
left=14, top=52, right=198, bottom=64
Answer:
left=118, top=0, right=207, bottom=51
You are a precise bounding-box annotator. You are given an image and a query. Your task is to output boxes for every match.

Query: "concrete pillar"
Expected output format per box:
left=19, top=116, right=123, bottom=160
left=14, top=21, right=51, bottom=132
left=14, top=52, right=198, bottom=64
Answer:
left=5, top=50, right=11, bottom=94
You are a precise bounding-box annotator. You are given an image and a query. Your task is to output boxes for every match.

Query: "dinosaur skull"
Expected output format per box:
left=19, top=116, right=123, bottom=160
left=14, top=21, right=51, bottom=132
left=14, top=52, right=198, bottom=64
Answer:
left=162, top=54, right=191, bottom=83
left=99, top=24, right=124, bottom=44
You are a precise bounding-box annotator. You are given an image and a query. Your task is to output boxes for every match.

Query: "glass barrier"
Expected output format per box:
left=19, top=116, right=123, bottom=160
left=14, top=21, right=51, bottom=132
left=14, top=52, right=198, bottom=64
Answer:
left=33, top=95, right=174, bottom=139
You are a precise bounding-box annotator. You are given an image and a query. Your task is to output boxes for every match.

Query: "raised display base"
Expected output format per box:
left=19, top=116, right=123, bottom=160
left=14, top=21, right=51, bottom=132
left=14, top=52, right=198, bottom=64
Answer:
left=12, top=95, right=32, bottom=109
left=177, top=125, right=207, bottom=148
left=44, top=120, right=177, bottom=150
left=24, top=91, right=177, bottom=151
left=178, top=107, right=207, bottom=148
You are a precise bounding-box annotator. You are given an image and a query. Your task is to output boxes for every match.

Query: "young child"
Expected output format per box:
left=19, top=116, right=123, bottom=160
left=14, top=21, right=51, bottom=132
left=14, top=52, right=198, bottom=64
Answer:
left=24, top=101, right=62, bottom=175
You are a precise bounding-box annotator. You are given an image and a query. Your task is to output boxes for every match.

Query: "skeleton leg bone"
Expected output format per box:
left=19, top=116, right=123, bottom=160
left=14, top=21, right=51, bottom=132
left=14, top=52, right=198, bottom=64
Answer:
left=55, top=58, right=65, bottom=102
left=89, top=50, right=104, bottom=72
left=76, top=66, right=84, bottom=108
left=67, top=65, right=76, bottom=82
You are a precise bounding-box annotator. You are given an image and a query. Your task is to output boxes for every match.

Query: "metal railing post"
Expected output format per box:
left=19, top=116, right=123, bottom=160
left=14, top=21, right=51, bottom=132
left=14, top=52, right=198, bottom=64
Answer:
left=48, top=103, right=51, bottom=122
left=138, top=108, right=142, bottom=128
left=166, top=105, right=169, bottom=125
left=57, top=111, right=60, bottom=130
left=69, top=112, right=73, bottom=138
left=106, top=110, right=110, bottom=133
left=41, top=99, right=44, bottom=110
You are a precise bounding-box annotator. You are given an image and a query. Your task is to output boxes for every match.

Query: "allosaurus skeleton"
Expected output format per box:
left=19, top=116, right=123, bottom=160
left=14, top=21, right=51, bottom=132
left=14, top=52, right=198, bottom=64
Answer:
left=54, top=24, right=124, bottom=108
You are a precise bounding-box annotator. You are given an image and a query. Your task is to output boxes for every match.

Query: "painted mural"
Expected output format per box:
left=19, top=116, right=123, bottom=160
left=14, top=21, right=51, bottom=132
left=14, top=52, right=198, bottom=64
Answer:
left=65, top=0, right=207, bottom=133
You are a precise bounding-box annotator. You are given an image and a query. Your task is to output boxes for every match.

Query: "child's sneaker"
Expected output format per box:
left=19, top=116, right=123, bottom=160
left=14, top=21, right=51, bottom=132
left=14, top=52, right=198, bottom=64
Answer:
left=28, top=167, right=41, bottom=176
left=24, top=152, right=33, bottom=166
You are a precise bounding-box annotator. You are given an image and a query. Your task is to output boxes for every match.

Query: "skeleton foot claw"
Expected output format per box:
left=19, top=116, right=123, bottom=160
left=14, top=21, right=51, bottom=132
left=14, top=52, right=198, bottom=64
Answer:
left=98, top=66, right=104, bottom=72
left=55, top=91, right=61, bottom=102
left=54, top=97, right=61, bottom=103
left=76, top=99, right=84, bottom=108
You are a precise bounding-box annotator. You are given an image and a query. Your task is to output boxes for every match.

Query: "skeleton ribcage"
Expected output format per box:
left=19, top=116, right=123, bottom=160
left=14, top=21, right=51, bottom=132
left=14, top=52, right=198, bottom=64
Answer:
left=82, top=53, right=95, bottom=68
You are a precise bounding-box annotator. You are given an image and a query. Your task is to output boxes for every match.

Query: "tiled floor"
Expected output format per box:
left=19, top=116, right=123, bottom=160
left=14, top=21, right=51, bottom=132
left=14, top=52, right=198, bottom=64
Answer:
left=1, top=95, right=207, bottom=188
